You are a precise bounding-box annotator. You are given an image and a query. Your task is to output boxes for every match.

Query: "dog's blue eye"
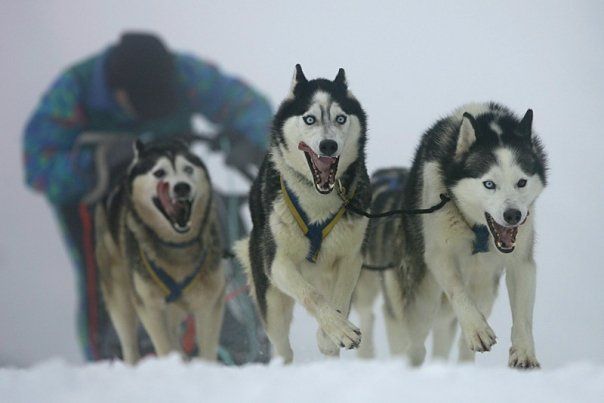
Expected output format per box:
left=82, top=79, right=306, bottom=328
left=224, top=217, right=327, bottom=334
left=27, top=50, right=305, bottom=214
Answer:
left=517, top=179, right=527, bottom=188
left=483, top=180, right=496, bottom=190
left=183, top=166, right=193, bottom=175
left=153, top=169, right=166, bottom=179
left=335, top=114, right=347, bottom=124
left=303, top=115, right=316, bottom=125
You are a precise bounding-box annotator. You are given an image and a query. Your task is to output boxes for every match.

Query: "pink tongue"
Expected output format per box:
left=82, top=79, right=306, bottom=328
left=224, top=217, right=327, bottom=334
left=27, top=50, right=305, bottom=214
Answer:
left=499, top=228, right=514, bottom=247
left=315, top=155, right=335, bottom=171
left=312, top=154, right=336, bottom=187
left=157, top=181, right=176, bottom=217
left=298, top=142, right=336, bottom=185
left=298, top=142, right=312, bottom=153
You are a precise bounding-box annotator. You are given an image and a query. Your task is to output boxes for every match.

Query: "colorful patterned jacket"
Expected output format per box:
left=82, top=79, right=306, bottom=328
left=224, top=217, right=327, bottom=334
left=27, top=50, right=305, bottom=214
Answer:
left=23, top=49, right=273, bottom=205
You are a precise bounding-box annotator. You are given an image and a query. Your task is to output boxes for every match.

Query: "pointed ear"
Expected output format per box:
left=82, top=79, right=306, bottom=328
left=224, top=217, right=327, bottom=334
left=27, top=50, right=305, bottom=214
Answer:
left=456, top=112, right=477, bottom=158
left=288, top=64, right=307, bottom=97
left=133, top=138, right=145, bottom=158
left=295, top=64, right=308, bottom=84
left=518, top=109, right=533, bottom=138
left=334, top=68, right=347, bottom=87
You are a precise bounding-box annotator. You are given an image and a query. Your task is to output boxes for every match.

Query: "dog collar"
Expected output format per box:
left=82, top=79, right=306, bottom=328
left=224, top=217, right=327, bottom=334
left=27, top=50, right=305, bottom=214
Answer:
left=280, top=177, right=349, bottom=263
left=472, top=224, right=490, bottom=254
left=139, top=246, right=208, bottom=303
left=446, top=196, right=489, bottom=254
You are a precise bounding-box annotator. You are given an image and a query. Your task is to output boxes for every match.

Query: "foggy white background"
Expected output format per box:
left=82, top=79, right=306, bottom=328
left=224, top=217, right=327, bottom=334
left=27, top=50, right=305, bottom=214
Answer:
left=1, top=0, right=603, bottom=369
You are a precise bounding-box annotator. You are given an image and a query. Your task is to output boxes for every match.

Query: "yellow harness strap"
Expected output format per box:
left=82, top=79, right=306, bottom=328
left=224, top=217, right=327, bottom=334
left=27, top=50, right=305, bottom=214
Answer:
left=280, top=177, right=353, bottom=262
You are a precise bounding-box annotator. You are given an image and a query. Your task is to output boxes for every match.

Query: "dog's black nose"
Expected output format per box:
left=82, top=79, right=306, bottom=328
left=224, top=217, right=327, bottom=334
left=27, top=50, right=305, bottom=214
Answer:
left=174, top=182, right=191, bottom=198
left=503, top=208, right=522, bottom=225
left=319, top=139, right=338, bottom=156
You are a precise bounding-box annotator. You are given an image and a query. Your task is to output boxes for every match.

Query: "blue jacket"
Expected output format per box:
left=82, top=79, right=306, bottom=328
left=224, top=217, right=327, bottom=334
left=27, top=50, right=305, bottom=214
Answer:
left=23, top=49, right=273, bottom=204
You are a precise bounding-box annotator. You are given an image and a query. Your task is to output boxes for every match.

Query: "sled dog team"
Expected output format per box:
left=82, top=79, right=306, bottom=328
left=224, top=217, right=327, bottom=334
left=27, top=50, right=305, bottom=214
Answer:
left=97, top=65, right=547, bottom=369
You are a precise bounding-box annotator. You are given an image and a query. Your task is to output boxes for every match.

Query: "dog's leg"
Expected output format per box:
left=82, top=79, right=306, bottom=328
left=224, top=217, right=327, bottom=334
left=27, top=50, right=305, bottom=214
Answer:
left=165, top=306, right=187, bottom=356
left=457, top=328, right=475, bottom=362
left=351, top=270, right=380, bottom=359
left=458, top=269, right=500, bottom=363
left=264, top=285, right=295, bottom=363
left=133, top=276, right=173, bottom=357
left=382, top=271, right=408, bottom=356
left=432, top=297, right=457, bottom=361
left=271, top=253, right=361, bottom=353
left=96, top=233, right=140, bottom=364
left=506, top=259, right=540, bottom=369
left=193, top=272, right=226, bottom=362
left=102, top=283, right=140, bottom=365
left=135, top=304, right=172, bottom=356
left=426, top=253, right=497, bottom=353
left=316, top=253, right=363, bottom=356
left=403, top=273, right=443, bottom=366
left=384, top=308, right=408, bottom=357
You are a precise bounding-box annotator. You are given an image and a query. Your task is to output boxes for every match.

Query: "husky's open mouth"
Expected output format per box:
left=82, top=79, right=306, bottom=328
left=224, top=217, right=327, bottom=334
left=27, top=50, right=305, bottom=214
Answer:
left=298, top=142, right=339, bottom=194
left=485, top=212, right=527, bottom=253
left=153, top=181, right=193, bottom=233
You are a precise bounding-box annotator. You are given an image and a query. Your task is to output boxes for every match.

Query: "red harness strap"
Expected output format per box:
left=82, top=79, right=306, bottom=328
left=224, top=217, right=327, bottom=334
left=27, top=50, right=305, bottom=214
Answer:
left=79, top=204, right=100, bottom=360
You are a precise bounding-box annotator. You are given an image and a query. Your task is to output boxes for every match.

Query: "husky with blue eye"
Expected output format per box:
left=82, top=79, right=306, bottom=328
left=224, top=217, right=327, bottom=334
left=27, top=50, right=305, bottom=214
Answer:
left=95, top=138, right=225, bottom=364
left=387, top=103, right=547, bottom=369
left=235, top=65, right=370, bottom=363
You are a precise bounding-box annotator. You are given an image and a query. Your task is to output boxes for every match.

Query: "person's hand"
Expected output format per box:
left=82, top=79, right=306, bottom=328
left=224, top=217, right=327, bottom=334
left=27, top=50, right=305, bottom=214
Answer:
left=76, top=132, right=136, bottom=204
left=104, top=136, right=136, bottom=173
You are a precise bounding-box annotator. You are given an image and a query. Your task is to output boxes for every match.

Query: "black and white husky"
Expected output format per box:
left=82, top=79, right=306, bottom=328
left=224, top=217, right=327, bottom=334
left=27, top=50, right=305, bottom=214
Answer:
left=235, top=65, right=370, bottom=363
left=352, top=167, right=409, bottom=359
left=382, top=103, right=547, bottom=368
left=95, top=139, right=225, bottom=364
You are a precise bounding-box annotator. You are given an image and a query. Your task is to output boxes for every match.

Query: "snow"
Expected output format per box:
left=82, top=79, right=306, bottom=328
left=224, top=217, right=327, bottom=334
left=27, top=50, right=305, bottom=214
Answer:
left=1, top=1, right=604, bottom=399
left=2, top=355, right=603, bottom=403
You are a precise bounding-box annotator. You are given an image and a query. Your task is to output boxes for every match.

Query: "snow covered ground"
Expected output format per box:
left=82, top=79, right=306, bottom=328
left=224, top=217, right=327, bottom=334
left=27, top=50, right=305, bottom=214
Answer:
left=1, top=2, right=604, bottom=401
left=2, top=355, right=603, bottom=403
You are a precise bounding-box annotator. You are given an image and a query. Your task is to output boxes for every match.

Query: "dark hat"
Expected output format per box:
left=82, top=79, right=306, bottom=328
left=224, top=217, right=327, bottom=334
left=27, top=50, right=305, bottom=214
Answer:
left=106, top=32, right=178, bottom=119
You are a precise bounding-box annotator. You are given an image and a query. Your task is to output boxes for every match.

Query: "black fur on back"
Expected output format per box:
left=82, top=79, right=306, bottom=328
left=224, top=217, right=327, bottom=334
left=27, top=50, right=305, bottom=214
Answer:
left=363, top=167, right=409, bottom=266
left=416, top=103, right=547, bottom=191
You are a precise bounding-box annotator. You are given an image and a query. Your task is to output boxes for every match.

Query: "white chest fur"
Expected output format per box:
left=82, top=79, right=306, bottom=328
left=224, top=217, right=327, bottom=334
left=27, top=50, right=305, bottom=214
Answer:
left=271, top=195, right=367, bottom=262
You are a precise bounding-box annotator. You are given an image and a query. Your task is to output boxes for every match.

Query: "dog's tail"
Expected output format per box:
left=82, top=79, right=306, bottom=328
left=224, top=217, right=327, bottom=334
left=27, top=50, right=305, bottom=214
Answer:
left=233, top=237, right=256, bottom=301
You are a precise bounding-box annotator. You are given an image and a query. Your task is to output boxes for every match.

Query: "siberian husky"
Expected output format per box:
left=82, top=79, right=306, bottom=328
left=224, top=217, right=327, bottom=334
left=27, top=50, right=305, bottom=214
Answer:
left=389, top=102, right=547, bottom=368
left=95, top=139, right=225, bottom=364
left=235, top=65, right=370, bottom=363
left=352, top=167, right=409, bottom=359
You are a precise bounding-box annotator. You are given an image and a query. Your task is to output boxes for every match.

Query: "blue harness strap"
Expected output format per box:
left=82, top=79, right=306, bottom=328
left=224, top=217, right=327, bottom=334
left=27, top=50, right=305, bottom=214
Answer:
left=280, top=177, right=348, bottom=263
left=472, top=225, right=490, bottom=254
left=140, top=247, right=208, bottom=303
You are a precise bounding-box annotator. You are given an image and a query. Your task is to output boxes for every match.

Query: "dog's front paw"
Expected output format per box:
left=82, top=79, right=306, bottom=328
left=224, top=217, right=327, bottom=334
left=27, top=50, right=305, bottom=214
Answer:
left=509, top=346, right=540, bottom=369
left=319, top=309, right=361, bottom=350
left=460, top=315, right=497, bottom=352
